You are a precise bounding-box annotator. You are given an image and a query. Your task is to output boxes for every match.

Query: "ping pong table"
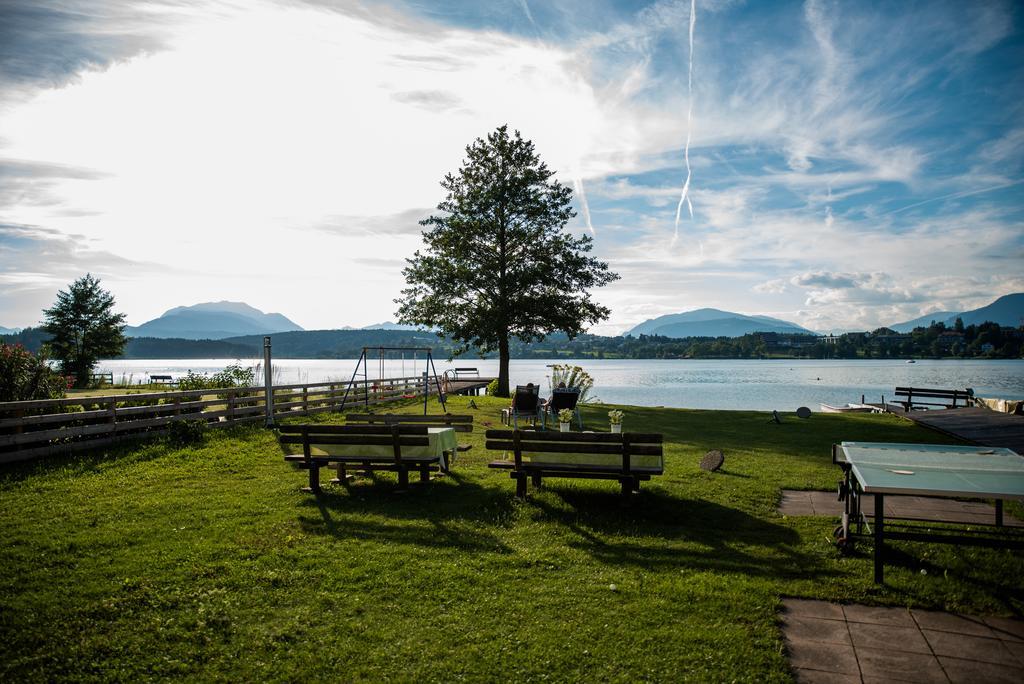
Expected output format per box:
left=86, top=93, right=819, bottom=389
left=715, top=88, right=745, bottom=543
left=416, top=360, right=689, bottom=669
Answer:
left=833, top=442, right=1024, bottom=583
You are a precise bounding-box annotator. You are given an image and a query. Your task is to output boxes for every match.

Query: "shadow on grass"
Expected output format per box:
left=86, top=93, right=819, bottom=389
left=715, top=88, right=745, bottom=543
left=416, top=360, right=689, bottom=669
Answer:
left=293, top=471, right=516, bottom=554
left=528, top=487, right=836, bottom=580
left=871, top=541, right=1024, bottom=614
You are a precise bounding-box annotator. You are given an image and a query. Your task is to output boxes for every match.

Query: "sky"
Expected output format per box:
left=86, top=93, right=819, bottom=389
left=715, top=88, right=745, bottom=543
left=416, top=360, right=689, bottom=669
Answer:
left=1, top=0, right=1022, bottom=335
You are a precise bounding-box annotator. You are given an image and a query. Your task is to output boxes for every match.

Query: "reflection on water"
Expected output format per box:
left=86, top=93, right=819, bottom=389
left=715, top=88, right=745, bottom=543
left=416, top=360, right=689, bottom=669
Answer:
left=95, top=358, right=1024, bottom=411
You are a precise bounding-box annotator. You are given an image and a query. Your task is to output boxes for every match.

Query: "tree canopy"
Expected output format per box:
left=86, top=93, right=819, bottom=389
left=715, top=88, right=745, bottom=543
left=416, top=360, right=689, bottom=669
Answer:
left=42, top=274, right=127, bottom=388
left=396, top=125, right=619, bottom=395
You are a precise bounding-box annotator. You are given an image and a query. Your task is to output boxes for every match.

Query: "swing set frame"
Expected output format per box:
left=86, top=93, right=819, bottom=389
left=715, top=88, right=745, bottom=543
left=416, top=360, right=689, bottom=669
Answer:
left=339, top=347, right=447, bottom=414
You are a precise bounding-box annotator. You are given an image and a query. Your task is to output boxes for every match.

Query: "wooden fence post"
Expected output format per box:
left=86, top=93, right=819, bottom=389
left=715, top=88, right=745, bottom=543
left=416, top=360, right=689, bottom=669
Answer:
left=108, top=399, right=118, bottom=434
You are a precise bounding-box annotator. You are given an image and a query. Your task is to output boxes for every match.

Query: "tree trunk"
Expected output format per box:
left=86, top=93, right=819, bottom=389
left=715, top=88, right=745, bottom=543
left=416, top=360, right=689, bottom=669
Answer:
left=497, top=335, right=511, bottom=397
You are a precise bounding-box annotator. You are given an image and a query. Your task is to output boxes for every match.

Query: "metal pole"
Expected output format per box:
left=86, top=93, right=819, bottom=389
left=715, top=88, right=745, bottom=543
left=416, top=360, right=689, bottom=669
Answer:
left=264, top=336, right=274, bottom=427
left=423, top=371, right=429, bottom=415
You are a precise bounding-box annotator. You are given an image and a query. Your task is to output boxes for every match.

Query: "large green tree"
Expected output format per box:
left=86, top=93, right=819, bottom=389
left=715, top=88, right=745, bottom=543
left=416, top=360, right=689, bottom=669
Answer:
left=42, top=274, right=127, bottom=388
left=397, top=125, right=619, bottom=396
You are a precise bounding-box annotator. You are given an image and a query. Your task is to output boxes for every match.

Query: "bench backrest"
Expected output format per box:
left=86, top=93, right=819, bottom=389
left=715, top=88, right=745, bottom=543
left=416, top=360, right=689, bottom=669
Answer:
left=345, top=413, right=474, bottom=433
left=894, top=387, right=973, bottom=407
left=484, top=429, right=663, bottom=472
left=279, top=424, right=430, bottom=459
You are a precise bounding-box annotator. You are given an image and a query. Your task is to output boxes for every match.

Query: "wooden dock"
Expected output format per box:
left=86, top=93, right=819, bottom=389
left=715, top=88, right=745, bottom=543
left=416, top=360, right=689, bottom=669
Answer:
left=443, top=377, right=496, bottom=396
left=887, top=406, right=1024, bottom=453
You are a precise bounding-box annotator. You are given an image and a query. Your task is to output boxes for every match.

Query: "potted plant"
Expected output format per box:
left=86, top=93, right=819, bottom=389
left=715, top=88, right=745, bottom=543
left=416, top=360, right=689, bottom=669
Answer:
left=558, top=408, right=574, bottom=432
left=608, top=409, right=624, bottom=434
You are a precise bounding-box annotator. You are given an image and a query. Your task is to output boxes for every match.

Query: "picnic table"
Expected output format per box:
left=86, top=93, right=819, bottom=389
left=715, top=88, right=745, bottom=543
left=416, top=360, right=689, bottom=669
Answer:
left=310, top=426, right=458, bottom=471
left=834, top=441, right=1024, bottom=582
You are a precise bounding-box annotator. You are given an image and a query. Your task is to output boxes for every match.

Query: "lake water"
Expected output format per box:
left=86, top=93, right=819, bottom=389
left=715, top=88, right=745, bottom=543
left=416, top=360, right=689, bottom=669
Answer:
left=95, top=358, right=1024, bottom=412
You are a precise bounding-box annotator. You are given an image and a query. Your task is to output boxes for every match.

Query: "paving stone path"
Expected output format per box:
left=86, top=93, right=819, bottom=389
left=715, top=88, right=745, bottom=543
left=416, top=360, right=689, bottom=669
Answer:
left=778, top=490, right=1023, bottom=526
left=781, top=599, right=1024, bottom=683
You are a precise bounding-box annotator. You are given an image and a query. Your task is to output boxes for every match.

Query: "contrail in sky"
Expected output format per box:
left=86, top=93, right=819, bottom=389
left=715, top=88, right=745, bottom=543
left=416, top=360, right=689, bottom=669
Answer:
left=672, top=0, right=697, bottom=247
left=517, top=1, right=537, bottom=30
left=877, top=179, right=1024, bottom=217
left=574, top=177, right=595, bottom=235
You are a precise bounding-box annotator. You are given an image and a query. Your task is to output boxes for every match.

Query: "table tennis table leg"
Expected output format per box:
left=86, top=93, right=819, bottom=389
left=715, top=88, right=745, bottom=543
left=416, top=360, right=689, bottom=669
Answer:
left=874, top=493, right=885, bottom=584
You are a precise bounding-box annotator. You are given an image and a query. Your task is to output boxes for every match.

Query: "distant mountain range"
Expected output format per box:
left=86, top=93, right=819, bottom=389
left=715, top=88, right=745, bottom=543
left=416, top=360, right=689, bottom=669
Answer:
left=889, top=293, right=1024, bottom=333
left=0, top=326, right=20, bottom=335
left=362, top=321, right=424, bottom=331
left=625, top=308, right=815, bottom=338
left=126, top=301, right=304, bottom=340
left=106, top=292, right=1024, bottom=344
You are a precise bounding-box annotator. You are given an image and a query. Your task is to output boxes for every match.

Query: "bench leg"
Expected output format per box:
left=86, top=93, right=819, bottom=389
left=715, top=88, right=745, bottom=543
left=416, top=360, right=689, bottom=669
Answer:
left=303, top=462, right=321, bottom=494
left=515, top=474, right=528, bottom=498
left=531, top=473, right=543, bottom=488
left=632, top=478, right=641, bottom=492
left=397, top=467, right=409, bottom=490
left=420, top=467, right=431, bottom=483
left=331, top=463, right=353, bottom=484
left=620, top=478, right=632, bottom=497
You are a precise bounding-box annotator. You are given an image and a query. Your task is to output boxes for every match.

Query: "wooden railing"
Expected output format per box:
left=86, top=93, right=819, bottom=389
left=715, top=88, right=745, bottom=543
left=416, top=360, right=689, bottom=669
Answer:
left=0, top=375, right=442, bottom=464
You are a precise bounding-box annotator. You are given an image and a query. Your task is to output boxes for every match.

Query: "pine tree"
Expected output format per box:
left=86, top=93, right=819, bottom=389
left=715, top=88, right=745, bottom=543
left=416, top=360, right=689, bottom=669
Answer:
left=397, top=126, right=618, bottom=396
left=42, top=274, right=127, bottom=388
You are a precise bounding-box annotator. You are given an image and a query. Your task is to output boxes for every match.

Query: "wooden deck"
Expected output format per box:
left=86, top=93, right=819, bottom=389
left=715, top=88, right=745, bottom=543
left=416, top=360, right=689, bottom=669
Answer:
left=887, top=406, right=1024, bottom=453
left=443, top=377, right=496, bottom=396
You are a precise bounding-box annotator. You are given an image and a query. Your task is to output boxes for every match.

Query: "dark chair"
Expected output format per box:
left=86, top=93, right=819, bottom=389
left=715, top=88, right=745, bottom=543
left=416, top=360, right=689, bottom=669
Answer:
left=541, top=388, right=582, bottom=430
left=506, top=384, right=541, bottom=428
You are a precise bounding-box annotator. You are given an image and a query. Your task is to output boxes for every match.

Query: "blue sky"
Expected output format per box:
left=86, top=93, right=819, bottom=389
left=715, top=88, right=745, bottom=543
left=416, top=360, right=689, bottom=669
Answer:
left=0, top=0, right=1021, bottom=334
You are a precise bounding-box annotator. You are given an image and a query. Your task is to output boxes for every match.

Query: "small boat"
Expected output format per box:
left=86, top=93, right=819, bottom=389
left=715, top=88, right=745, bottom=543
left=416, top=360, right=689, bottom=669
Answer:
left=820, top=403, right=878, bottom=413
left=906, top=359, right=916, bottom=364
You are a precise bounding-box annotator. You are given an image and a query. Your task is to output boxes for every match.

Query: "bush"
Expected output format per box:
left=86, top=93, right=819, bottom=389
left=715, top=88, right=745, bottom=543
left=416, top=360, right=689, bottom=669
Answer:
left=177, top=370, right=211, bottom=392
left=178, top=363, right=257, bottom=394
left=167, top=419, right=206, bottom=446
left=485, top=378, right=499, bottom=396
left=0, top=344, right=67, bottom=402
left=211, top=363, right=255, bottom=388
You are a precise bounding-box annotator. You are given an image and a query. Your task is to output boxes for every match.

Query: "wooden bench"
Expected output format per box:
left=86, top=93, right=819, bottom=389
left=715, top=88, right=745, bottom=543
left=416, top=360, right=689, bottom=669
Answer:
left=149, top=375, right=174, bottom=385
left=485, top=429, right=664, bottom=498
left=346, top=413, right=475, bottom=453
left=279, top=424, right=441, bottom=494
left=894, top=386, right=974, bottom=411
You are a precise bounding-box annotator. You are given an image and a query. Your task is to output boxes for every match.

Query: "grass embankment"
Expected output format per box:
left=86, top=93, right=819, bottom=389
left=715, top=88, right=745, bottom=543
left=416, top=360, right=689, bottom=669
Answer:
left=2, top=397, right=1022, bottom=681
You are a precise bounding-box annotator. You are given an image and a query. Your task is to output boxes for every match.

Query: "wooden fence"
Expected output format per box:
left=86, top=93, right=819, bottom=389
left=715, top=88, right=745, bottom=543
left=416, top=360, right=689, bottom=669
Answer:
left=0, top=375, right=440, bottom=464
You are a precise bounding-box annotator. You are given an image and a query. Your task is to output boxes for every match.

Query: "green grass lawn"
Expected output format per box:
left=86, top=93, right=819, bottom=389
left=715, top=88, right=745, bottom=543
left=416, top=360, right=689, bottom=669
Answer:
left=2, top=397, right=1022, bottom=681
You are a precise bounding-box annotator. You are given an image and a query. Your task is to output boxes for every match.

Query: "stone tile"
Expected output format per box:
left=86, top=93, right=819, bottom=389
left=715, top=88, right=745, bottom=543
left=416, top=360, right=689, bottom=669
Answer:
left=999, top=639, right=1024, bottom=666
left=939, top=656, right=1024, bottom=684
left=850, top=623, right=932, bottom=655
left=911, top=610, right=996, bottom=637
left=783, top=598, right=846, bottom=621
left=984, top=617, right=1024, bottom=642
left=857, top=649, right=947, bottom=683
left=794, top=668, right=861, bottom=683
left=783, top=615, right=853, bottom=645
left=843, top=604, right=916, bottom=627
left=922, top=629, right=1018, bottom=666
left=785, top=637, right=860, bottom=675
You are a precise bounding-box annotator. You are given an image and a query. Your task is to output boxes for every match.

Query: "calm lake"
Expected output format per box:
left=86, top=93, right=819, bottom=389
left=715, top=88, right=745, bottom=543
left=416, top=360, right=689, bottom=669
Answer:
left=95, top=358, right=1024, bottom=412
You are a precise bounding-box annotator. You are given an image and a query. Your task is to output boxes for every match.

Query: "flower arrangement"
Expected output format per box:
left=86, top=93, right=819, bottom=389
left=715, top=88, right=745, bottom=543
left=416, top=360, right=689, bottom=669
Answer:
left=558, top=408, right=574, bottom=424
left=608, top=410, right=624, bottom=425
